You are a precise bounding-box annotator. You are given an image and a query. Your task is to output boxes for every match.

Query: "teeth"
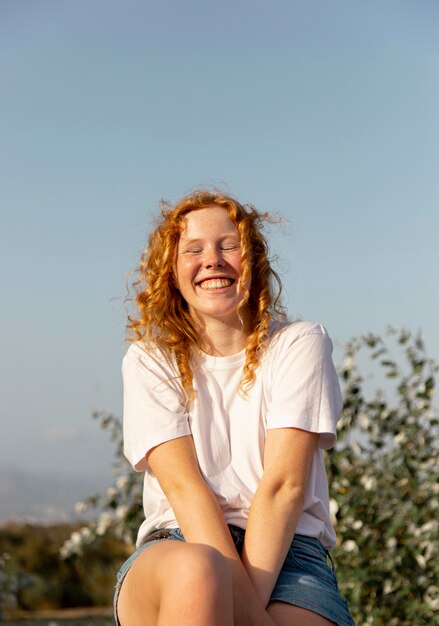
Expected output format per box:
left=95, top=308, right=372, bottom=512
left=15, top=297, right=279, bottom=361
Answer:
left=199, top=278, right=233, bottom=290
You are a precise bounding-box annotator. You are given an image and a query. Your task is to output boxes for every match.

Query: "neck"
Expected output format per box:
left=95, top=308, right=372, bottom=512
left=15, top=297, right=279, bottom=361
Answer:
left=193, top=311, right=251, bottom=356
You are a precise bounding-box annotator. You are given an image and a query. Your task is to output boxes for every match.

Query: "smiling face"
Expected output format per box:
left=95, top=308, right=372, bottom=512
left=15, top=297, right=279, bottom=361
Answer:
left=175, top=206, right=249, bottom=327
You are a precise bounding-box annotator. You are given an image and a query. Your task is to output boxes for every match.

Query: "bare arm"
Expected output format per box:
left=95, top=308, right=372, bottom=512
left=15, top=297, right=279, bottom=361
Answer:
left=147, top=435, right=277, bottom=626
left=242, top=427, right=320, bottom=607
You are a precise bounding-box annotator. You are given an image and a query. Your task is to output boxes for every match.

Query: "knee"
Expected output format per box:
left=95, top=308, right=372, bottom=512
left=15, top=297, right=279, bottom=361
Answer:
left=172, top=544, right=232, bottom=593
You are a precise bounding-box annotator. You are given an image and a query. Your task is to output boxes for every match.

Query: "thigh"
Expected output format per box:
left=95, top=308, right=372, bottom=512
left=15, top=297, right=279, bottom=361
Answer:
left=116, top=538, right=232, bottom=626
left=117, top=540, right=185, bottom=626
left=268, top=601, right=337, bottom=626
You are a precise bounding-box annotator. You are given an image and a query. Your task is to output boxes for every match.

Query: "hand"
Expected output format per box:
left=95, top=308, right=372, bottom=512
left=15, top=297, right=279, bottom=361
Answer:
left=229, top=559, right=278, bottom=626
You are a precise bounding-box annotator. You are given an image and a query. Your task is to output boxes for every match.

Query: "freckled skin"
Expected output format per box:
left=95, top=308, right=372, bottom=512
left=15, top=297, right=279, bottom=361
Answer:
left=175, top=207, right=248, bottom=326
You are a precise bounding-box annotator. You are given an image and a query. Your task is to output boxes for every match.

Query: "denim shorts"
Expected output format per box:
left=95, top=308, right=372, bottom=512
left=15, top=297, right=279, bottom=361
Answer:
left=114, top=525, right=354, bottom=626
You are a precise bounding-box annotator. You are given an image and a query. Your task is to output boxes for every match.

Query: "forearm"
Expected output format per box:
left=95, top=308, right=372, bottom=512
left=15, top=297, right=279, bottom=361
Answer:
left=242, top=479, right=305, bottom=607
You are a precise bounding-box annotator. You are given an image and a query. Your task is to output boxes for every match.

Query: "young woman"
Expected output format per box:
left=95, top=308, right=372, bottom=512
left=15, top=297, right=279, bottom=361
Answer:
left=114, top=190, right=354, bottom=626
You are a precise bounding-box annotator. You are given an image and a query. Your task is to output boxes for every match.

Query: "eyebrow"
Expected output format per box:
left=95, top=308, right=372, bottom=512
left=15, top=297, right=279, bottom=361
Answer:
left=179, top=234, right=240, bottom=244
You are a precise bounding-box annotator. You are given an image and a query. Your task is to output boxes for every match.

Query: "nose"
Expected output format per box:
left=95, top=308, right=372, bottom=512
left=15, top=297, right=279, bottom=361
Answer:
left=203, top=248, right=225, bottom=269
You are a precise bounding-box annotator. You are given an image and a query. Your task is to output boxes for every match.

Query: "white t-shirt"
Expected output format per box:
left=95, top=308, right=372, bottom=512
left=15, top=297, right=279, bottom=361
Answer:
left=122, top=321, right=342, bottom=548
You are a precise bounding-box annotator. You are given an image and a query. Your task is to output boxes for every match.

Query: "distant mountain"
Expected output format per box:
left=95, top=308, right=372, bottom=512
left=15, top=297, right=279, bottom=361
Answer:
left=0, top=466, right=113, bottom=522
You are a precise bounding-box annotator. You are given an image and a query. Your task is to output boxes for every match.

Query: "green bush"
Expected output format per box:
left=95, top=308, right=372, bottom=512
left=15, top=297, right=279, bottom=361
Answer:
left=327, top=328, right=439, bottom=625
left=0, top=524, right=129, bottom=612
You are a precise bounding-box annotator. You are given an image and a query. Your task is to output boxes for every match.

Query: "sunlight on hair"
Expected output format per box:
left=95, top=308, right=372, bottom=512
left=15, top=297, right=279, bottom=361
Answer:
left=125, top=189, right=286, bottom=400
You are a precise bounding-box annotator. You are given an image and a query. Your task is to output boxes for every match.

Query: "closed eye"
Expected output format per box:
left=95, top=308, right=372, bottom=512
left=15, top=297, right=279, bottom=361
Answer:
left=180, top=241, right=240, bottom=254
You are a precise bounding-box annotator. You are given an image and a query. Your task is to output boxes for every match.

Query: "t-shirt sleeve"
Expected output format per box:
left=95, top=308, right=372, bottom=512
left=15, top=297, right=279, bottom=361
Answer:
left=122, top=345, right=192, bottom=471
left=266, top=324, right=343, bottom=449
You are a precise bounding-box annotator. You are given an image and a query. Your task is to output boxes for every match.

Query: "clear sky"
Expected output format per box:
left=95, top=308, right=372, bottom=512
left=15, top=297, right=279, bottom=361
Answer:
left=1, top=0, right=438, bottom=487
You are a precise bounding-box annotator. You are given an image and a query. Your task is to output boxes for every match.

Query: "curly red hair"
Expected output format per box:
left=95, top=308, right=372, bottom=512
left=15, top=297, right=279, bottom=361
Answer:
left=127, top=189, right=285, bottom=398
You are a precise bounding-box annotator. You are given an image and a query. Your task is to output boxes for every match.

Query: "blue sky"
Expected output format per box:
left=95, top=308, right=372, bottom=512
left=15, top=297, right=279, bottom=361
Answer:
left=1, top=0, right=438, bottom=490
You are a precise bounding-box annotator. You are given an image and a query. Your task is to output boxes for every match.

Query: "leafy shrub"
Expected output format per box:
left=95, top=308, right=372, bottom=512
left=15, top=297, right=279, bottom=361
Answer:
left=328, top=328, right=439, bottom=625
left=0, top=524, right=129, bottom=612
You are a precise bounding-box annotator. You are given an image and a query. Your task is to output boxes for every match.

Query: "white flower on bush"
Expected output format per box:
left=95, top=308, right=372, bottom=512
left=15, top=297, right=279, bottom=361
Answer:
left=419, top=540, right=435, bottom=562
left=357, top=413, right=370, bottom=430
left=343, top=356, right=354, bottom=371
left=394, top=432, right=407, bottom=446
left=415, top=554, right=427, bottom=569
left=424, top=585, right=439, bottom=611
left=360, top=475, right=376, bottom=491
left=329, top=499, right=339, bottom=525
left=116, top=475, right=130, bottom=490
left=115, top=504, right=130, bottom=521
left=105, top=486, right=117, bottom=499
left=383, top=579, right=394, bottom=595
left=419, top=521, right=438, bottom=535
left=351, top=441, right=361, bottom=456
left=386, top=537, right=397, bottom=551
left=96, top=512, right=114, bottom=536
left=74, top=500, right=88, bottom=514
left=342, top=540, right=359, bottom=553
left=60, top=527, right=94, bottom=559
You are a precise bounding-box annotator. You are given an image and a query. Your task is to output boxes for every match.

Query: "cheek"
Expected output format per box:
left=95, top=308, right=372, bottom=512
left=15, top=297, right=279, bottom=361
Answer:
left=175, top=258, right=195, bottom=288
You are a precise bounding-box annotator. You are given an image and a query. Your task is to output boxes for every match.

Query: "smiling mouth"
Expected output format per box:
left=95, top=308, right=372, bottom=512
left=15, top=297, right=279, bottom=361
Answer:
left=197, top=278, right=234, bottom=290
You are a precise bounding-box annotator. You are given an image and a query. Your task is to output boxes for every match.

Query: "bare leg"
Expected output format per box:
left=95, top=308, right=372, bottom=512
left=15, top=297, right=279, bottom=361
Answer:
left=268, top=601, right=337, bottom=626
left=117, top=541, right=234, bottom=626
